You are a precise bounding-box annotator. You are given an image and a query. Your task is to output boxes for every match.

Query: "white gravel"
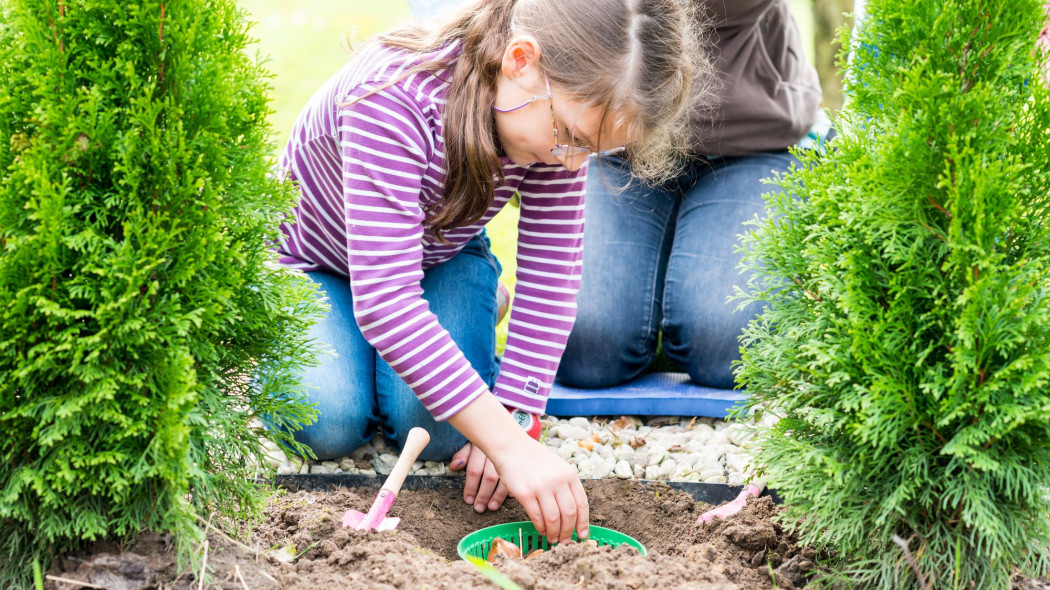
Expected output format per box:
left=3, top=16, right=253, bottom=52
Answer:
left=263, top=415, right=760, bottom=485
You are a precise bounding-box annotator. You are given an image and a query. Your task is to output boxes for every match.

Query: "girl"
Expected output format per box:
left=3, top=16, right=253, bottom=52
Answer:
left=276, top=0, right=698, bottom=544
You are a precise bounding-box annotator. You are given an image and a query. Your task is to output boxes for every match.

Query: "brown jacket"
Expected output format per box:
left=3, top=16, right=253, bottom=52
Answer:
left=691, top=0, right=822, bottom=156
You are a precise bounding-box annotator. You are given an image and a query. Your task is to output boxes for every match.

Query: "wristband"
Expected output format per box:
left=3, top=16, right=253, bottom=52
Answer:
left=509, top=408, right=543, bottom=440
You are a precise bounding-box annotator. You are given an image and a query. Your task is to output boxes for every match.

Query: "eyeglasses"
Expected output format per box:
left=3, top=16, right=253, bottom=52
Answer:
left=492, top=73, right=625, bottom=159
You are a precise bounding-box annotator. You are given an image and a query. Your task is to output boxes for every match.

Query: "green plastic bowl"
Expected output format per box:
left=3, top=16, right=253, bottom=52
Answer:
left=457, top=521, right=646, bottom=560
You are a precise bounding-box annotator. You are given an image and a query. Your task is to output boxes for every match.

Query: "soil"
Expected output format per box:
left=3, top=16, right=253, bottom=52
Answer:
left=45, top=479, right=1050, bottom=590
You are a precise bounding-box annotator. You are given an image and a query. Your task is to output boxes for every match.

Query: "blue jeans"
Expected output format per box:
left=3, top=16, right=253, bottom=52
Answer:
left=557, top=151, right=799, bottom=389
left=295, top=234, right=501, bottom=461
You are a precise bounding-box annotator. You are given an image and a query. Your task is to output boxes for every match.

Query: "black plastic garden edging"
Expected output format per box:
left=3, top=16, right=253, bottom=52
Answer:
left=266, top=474, right=782, bottom=506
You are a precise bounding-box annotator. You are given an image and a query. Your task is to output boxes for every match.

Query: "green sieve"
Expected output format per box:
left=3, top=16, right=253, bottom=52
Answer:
left=457, top=521, right=646, bottom=560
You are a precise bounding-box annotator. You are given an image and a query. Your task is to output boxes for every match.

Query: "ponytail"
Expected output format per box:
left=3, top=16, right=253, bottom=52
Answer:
left=376, top=0, right=517, bottom=242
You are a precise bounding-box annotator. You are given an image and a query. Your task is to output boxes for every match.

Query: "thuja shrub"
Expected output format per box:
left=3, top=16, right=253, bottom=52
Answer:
left=736, top=0, right=1050, bottom=587
left=0, top=0, right=324, bottom=584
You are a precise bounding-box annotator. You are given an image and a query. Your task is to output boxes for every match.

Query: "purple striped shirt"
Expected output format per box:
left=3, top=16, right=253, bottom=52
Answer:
left=277, top=41, right=587, bottom=421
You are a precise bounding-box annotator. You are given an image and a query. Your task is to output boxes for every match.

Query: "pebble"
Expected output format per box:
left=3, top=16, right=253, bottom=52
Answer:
left=614, top=460, right=632, bottom=479
left=263, top=414, right=759, bottom=485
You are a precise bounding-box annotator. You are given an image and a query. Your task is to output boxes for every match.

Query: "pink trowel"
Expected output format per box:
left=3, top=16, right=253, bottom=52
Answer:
left=342, top=427, right=431, bottom=531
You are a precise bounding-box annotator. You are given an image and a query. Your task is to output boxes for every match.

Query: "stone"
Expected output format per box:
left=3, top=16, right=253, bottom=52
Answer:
left=560, top=426, right=590, bottom=440
left=684, top=453, right=706, bottom=469
left=350, top=445, right=374, bottom=460
left=578, top=456, right=612, bottom=479
left=683, top=439, right=707, bottom=454
left=647, top=445, right=668, bottom=465
left=374, top=453, right=398, bottom=475
left=614, top=460, right=633, bottom=479
left=657, top=460, right=676, bottom=478
left=607, top=416, right=642, bottom=432
left=688, top=422, right=716, bottom=436
left=568, top=417, right=590, bottom=429
left=725, top=454, right=751, bottom=474
left=627, top=451, right=648, bottom=470
left=645, top=464, right=661, bottom=480
left=699, top=468, right=725, bottom=482
left=555, top=446, right=575, bottom=461
left=613, top=445, right=635, bottom=461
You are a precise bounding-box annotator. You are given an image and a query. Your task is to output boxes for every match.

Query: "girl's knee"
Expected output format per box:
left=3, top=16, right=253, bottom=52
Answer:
left=385, top=419, right=465, bottom=462
left=295, top=413, right=373, bottom=461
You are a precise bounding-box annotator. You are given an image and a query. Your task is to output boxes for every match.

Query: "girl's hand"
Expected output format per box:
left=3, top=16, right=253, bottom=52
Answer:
left=449, top=441, right=589, bottom=546
left=486, top=436, right=590, bottom=545
left=446, top=393, right=590, bottom=544
left=449, top=442, right=511, bottom=513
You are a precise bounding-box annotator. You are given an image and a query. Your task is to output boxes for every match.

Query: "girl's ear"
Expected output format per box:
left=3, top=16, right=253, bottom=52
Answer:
left=501, top=34, right=543, bottom=87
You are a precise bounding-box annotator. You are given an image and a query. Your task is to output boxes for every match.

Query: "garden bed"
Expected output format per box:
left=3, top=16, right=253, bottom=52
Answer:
left=47, top=478, right=809, bottom=590
left=46, top=476, right=1050, bottom=589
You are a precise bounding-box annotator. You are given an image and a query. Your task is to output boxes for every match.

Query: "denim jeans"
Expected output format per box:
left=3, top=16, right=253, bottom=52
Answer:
left=295, top=233, right=501, bottom=461
left=556, top=151, right=800, bottom=389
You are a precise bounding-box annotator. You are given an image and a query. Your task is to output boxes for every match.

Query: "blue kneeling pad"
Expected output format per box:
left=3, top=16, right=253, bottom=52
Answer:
left=546, top=372, right=746, bottom=418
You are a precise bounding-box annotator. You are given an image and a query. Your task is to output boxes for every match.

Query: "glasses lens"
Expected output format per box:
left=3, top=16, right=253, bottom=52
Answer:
left=551, top=145, right=593, bottom=157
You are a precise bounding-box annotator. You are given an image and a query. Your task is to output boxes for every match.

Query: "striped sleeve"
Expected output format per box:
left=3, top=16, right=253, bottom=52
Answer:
left=340, top=84, right=491, bottom=421
left=492, top=164, right=588, bottom=414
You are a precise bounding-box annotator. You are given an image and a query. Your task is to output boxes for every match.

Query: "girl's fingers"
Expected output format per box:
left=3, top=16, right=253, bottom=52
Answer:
left=487, top=480, right=511, bottom=511
left=569, top=480, right=590, bottom=540
left=554, top=486, right=578, bottom=543
left=462, top=445, right=488, bottom=505
left=537, top=491, right=562, bottom=544
left=518, top=495, right=546, bottom=538
left=449, top=443, right=471, bottom=472
left=472, top=460, right=500, bottom=512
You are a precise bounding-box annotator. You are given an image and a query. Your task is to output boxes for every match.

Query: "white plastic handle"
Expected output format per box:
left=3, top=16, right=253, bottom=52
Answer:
left=381, top=427, right=431, bottom=495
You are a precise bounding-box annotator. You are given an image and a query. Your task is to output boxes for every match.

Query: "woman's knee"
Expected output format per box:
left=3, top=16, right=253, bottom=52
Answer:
left=663, top=300, right=761, bottom=389
left=559, top=318, right=654, bottom=387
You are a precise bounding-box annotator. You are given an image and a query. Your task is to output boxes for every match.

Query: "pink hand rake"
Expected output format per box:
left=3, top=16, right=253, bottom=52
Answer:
left=342, top=427, right=431, bottom=531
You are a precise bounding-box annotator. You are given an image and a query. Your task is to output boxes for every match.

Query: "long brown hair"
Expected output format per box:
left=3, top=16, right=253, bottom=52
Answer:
left=374, top=0, right=706, bottom=238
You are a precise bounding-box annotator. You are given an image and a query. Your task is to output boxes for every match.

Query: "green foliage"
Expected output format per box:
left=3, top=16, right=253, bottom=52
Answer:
left=736, top=1, right=1050, bottom=588
left=0, top=0, right=325, bottom=585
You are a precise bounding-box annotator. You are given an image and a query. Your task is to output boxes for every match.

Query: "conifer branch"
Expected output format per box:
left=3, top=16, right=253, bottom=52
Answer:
left=927, top=195, right=952, bottom=219
left=892, top=535, right=932, bottom=590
